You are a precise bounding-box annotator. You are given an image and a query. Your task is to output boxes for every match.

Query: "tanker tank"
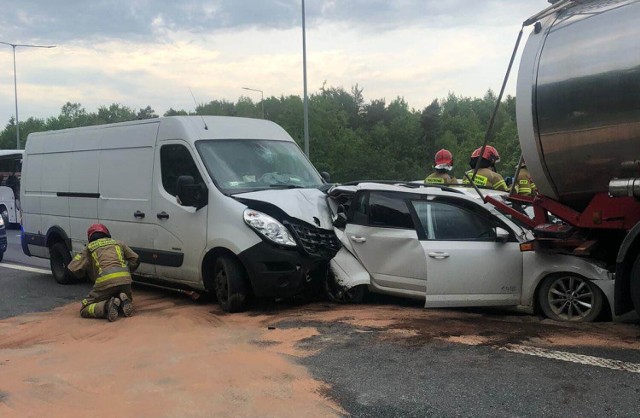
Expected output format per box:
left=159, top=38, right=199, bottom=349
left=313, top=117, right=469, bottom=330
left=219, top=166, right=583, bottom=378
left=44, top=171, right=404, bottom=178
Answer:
left=516, top=0, right=640, bottom=211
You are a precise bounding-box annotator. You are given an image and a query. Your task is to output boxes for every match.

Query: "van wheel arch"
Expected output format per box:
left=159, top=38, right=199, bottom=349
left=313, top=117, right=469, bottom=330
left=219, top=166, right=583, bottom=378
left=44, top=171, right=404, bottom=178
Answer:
left=46, top=227, right=75, bottom=285
left=202, top=248, right=253, bottom=297
left=45, top=226, right=71, bottom=251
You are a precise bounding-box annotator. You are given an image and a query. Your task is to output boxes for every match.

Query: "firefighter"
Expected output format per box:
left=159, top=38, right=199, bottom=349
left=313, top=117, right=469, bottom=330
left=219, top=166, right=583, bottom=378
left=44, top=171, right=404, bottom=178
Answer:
left=68, top=224, right=139, bottom=322
left=514, top=159, right=537, bottom=197
left=462, top=145, right=508, bottom=191
left=425, top=149, right=458, bottom=185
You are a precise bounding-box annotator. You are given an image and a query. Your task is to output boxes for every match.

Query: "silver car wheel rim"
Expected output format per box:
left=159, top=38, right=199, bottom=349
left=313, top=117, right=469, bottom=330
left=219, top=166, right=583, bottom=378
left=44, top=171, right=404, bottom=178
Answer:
left=548, top=276, right=593, bottom=321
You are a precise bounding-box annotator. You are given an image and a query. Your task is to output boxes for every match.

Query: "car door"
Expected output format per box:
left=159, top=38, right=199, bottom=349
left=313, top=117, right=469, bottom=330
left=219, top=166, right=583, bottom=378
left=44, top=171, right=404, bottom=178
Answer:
left=345, top=191, right=427, bottom=297
left=151, top=142, right=209, bottom=284
left=412, top=198, right=523, bottom=307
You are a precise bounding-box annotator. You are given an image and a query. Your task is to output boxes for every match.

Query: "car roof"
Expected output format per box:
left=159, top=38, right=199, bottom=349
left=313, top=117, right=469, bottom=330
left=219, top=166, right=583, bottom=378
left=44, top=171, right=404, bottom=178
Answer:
left=331, top=181, right=508, bottom=201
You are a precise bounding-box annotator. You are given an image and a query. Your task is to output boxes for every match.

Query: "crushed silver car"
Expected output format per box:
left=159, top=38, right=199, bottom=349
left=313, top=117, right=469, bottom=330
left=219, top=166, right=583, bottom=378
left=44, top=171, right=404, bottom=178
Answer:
left=326, top=182, right=614, bottom=322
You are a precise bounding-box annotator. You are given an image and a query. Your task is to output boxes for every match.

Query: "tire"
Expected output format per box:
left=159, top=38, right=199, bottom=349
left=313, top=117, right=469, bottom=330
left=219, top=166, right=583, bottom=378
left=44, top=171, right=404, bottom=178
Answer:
left=49, top=242, right=76, bottom=284
left=0, top=251, right=4, bottom=263
left=213, top=255, right=248, bottom=313
left=325, top=271, right=365, bottom=304
left=538, top=274, right=603, bottom=322
left=0, top=206, right=8, bottom=227
left=631, top=254, right=640, bottom=318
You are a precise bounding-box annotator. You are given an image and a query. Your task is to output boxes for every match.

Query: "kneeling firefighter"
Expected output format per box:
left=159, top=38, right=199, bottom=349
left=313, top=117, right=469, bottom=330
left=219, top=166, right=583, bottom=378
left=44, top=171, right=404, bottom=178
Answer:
left=68, top=224, right=139, bottom=322
left=462, top=145, right=508, bottom=191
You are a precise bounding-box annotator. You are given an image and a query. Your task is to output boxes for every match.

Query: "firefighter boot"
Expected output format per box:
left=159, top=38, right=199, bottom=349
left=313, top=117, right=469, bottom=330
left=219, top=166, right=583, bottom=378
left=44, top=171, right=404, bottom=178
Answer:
left=105, top=297, right=121, bottom=322
left=119, top=292, right=134, bottom=318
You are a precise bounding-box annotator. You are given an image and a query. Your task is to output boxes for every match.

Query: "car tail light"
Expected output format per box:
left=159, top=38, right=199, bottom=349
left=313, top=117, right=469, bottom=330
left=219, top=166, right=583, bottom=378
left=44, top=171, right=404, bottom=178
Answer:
left=520, top=241, right=536, bottom=252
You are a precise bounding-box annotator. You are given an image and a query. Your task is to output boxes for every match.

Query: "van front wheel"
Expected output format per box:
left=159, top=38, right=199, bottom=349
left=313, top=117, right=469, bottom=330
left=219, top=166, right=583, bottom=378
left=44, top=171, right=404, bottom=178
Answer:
left=50, top=243, right=76, bottom=284
left=214, top=255, right=247, bottom=313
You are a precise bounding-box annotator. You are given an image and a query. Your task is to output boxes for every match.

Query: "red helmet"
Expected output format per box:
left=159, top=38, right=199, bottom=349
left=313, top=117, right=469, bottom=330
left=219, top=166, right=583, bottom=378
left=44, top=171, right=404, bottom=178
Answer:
left=434, top=149, right=453, bottom=168
left=471, top=145, right=501, bottom=163
left=87, top=223, right=110, bottom=241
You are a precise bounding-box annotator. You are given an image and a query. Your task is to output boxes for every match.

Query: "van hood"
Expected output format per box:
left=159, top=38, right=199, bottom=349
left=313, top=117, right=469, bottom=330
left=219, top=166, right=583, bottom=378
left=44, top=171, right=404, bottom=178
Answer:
left=233, top=188, right=332, bottom=230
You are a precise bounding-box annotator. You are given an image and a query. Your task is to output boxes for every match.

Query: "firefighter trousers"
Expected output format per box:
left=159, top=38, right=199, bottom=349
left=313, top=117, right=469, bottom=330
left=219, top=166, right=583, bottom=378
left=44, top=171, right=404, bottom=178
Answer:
left=80, top=284, right=132, bottom=319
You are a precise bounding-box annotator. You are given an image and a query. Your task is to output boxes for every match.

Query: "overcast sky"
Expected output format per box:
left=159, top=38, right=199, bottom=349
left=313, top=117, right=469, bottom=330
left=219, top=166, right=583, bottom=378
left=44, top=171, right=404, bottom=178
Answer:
left=0, top=0, right=547, bottom=123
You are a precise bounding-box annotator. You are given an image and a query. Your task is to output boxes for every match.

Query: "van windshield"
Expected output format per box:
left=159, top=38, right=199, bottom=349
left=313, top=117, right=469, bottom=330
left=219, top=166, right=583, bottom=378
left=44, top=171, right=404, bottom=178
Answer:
left=196, top=139, right=323, bottom=194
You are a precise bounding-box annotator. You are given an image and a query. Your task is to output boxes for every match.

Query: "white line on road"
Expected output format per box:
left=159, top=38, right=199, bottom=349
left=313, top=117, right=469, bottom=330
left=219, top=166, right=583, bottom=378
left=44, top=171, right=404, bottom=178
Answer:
left=498, top=344, right=640, bottom=373
left=0, top=263, right=51, bottom=275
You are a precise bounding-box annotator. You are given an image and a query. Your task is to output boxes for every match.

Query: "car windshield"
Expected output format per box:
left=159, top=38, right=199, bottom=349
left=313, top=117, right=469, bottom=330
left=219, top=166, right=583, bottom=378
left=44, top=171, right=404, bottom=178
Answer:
left=196, top=139, right=323, bottom=194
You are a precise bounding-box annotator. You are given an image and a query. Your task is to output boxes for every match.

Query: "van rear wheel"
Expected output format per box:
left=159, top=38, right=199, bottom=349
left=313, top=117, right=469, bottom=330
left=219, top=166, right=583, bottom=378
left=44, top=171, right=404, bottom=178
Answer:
left=50, top=243, right=76, bottom=284
left=214, top=255, right=247, bottom=313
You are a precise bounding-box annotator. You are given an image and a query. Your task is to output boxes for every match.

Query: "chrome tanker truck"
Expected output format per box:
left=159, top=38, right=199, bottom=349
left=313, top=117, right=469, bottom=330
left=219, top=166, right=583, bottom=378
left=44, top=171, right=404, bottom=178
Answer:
left=484, top=0, right=640, bottom=317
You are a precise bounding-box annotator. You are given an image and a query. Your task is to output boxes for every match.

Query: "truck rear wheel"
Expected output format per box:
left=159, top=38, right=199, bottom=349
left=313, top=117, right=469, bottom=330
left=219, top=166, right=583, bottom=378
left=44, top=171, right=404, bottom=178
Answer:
left=631, top=254, right=640, bottom=317
left=538, top=274, right=603, bottom=322
left=50, top=243, right=76, bottom=284
left=214, top=255, right=247, bottom=313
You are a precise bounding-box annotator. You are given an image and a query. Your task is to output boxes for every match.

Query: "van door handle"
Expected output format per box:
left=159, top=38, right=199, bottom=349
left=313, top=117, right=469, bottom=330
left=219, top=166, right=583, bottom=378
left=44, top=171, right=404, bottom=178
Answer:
left=350, top=236, right=367, bottom=243
left=157, top=211, right=170, bottom=220
left=428, top=252, right=450, bottom=259
left=134, top=211, right=145, bottom=219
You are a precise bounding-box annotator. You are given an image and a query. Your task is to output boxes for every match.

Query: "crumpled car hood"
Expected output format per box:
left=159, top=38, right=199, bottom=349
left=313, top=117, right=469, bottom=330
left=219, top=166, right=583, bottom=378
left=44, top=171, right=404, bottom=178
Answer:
left=234, top=188, right=333, bottom=229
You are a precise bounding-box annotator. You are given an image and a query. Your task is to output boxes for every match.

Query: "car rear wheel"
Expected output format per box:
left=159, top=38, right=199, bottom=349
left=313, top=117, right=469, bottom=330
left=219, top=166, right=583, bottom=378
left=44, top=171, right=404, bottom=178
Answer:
left=0, top=250, right=4, bottom=263
left=50, top=243, right=76, bottom=284
left=214, top=255, right=248, bottom=313
left=539, top=274, right=603, bottom=322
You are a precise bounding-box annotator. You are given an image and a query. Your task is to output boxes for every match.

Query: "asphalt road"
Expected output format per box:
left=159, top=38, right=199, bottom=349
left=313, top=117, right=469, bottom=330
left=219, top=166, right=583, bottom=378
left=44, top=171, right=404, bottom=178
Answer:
left=1, top=233, right=640, bottom=417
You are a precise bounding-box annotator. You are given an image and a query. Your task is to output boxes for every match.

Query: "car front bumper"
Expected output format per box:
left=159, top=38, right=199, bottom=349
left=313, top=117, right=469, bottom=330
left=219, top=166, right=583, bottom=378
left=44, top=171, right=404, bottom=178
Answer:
left=238, top=241, right=327, bottom=298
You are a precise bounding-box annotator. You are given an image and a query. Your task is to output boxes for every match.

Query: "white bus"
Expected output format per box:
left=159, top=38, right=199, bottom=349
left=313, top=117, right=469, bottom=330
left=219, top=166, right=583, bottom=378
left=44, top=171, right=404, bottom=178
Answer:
left=0, top=150, right=23, bottom=227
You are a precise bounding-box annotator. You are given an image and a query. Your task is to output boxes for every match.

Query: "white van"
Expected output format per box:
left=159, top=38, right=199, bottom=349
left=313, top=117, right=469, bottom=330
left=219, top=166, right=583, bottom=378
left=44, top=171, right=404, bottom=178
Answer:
left=0, top=150, right=23, bottom=226
left=21, top=116, right=339, bottom=312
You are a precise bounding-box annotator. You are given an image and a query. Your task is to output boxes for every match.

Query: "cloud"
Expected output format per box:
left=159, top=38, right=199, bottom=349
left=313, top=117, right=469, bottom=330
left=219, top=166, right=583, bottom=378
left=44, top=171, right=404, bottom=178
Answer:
left=1, top=0, right=542, bottom=43
left=0, top=1, right=546, bottom=123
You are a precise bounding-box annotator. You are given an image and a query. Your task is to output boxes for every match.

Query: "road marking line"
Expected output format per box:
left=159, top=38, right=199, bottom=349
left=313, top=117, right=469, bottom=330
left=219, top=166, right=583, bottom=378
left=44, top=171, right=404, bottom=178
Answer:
left=0, top=263, right=51, bottom=275
left=498, top=344, right=640, bottom=373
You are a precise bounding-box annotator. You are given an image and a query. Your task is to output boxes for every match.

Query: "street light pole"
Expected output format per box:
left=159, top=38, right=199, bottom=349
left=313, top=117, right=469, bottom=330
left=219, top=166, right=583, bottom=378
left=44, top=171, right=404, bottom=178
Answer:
left=242, top=87, right=264, bottom=119
left=0, top=41, right=56, bottom=149
left=302, top=0, right=310, bottom=157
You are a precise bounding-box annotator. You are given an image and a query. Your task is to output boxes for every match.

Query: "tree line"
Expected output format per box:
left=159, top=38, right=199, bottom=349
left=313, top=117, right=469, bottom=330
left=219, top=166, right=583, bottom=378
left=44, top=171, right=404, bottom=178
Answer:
left=0, top=85, right=521, bottom=183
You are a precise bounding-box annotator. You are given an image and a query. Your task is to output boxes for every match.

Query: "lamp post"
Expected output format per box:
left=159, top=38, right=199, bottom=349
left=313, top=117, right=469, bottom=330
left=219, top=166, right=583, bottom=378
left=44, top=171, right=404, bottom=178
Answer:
left=242, top=87, right=264, bottom=119
left=0, top=41, right=56, bottom=149
left=301, top=0, right=310, bottom=157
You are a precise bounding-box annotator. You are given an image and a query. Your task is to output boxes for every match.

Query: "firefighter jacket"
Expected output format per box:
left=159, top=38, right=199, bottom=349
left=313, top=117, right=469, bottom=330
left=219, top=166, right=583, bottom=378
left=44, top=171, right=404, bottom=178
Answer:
left=68, top=238, right=139, bottom=291
left=462, top=168, right=508, bottom=191
left=425, top=172, right=458, bottom=185
left=514, top=167, right=536, bottom=196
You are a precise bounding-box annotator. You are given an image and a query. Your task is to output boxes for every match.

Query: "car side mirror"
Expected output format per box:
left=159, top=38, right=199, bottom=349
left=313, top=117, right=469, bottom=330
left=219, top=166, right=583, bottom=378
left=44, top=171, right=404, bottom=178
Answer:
left=176, top=176, right=208, bottom=210
left=320, top=171, right=331, bottom=183
left=333, top=205, right=348, bottom=229
left=496, top=227, right=510, bottom=242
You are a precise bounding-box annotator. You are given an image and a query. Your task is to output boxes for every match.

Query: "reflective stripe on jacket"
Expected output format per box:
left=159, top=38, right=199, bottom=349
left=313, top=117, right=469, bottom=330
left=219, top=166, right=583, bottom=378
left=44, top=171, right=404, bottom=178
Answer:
left=425, top=172, right=458, bottom=185
left=514, top=168, right=537, bottom=196
left=462, top=168, right=508, bottom=191
left=68, top=238, right=139, bottom=289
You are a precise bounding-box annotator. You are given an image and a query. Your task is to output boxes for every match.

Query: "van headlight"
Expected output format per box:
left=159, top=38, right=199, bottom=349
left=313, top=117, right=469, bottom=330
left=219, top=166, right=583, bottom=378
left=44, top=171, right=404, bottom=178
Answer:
left=243, top=209, right=297, bottom=247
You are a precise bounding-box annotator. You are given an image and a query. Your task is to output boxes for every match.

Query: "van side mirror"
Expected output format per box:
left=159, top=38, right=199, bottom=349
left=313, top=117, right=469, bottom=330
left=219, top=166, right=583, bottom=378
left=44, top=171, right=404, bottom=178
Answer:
left=496, top=227, right=510, bottom=242
left=320, top=171, right=331, bottom=183
left=176, top=176, right=208, bottom=210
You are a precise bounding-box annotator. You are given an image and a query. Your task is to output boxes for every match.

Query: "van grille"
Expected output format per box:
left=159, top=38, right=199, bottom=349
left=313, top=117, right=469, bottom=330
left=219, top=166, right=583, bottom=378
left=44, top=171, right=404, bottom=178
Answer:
left=287, top=223, right=340, bottom=258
